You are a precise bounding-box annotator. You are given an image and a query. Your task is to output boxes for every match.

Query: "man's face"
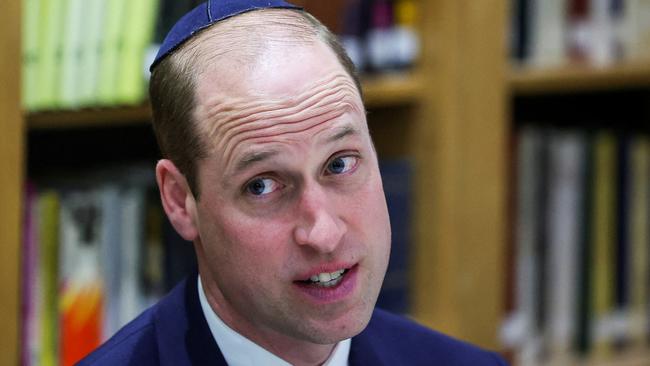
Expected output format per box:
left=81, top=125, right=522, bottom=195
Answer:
left=190, top=38, right=391, bottom=347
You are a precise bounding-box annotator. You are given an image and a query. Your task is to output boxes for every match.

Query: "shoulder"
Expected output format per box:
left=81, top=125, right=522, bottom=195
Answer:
left=352, top=308, right=508, bottom=366
left=77, top=307, right=160, bottom=366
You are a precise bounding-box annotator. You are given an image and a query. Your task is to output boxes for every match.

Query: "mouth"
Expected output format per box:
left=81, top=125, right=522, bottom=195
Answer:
left=293, top=264, right=359, bottom=302
left=296, top=268, right=350, bottom=288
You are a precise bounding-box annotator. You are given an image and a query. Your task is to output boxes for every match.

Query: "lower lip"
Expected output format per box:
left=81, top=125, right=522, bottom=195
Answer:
left=293, top=265, right=358, bottom=303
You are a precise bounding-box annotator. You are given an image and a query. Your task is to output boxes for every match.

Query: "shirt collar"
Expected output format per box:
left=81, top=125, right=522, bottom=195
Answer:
left=198, top=275, right=351, bottom=366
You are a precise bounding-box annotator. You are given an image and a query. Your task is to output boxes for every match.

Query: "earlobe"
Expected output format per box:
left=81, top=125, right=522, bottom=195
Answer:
left=156, top=159, right=199, bottom=241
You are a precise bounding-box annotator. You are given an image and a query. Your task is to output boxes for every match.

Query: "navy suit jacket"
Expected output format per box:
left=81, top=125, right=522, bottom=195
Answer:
left=79, top=274, right=508, bottom=365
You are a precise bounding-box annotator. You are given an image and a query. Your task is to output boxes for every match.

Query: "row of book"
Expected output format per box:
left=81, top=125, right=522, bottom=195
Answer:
left=21, top=0, right=205, bottom=111
left=501, top=126, right=650, bottom=365
left=336, top=0, right=419, bottom=73
left=511, top=0, right=650, bottom=67
left=21, top=165, right=197, bottom=366
left=21, top=159, right=412, bottom=366
left=21, top=0, right=420, bottom=112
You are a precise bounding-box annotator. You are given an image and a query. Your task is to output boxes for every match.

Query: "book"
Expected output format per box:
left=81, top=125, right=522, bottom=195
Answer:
left=544, top=130, right=585, bottom=360
left=77, top=0, right=106, bottom=107
left=627, top=135, right=649, bottom=349
left=35, top=0, right=67, bottom=110
left=97, top=0, right=127, bottom=105
left=37, top=190, right=61, bottom=366
left=376, top=158, right=412, bottom=314
left=115, top=0, right=160, bottom=105
left=624, top=0, right=650, bottom=60
left=59, top=0, right=85, bottom=108
left=590, top=131, right=617, bottom=359
left=58, top=189, right=105, bottom=365
left=21, top=183, right=39, bottom=366
left=512, top=125, right=545, bottom=365
left=529, top=0, right=566, bottom=67
left=98, top=184, right=123, bottom=341
left=22, top=0, right=42, bottom=110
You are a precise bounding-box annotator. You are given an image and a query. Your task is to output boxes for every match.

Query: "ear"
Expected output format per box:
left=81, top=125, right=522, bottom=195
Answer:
left=156, top=159, right=199, bottom=241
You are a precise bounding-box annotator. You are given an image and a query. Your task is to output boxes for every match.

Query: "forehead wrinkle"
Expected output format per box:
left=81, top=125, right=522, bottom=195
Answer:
left=218, top=84, right=358, bottom=147
left=222, top=107, right=350, bottom=174
left=200, top=73, right=359, bottom=137
left=197, top=72, right=363, bottom=166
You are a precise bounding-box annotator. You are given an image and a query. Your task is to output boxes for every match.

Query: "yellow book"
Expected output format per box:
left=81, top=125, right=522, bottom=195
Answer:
left=37, top=190, right=60, bottom=366
left=590, top=132, right=617, bottom=360
left=35, top=0, right=67, bottom=110
left=115, top=0, right=159, bottom=105
left=22, top=0, right=41, bottom=110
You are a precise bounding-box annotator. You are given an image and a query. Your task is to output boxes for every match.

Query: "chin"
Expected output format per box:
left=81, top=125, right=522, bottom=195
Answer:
left=303, top=302, right=374, bottom=344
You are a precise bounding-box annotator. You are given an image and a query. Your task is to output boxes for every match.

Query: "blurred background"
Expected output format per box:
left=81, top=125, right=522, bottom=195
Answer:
left=1, top=0, right=649, bottom=365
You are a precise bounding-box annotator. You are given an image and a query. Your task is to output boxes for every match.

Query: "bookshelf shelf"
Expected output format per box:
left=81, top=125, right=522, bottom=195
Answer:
left=27, top=104, right=152, bottom=129
left=540, top=350, right=650, bottom=366
left=509, top=61, right=650, bottom=95
left=361, top=72, right=423, bottom=107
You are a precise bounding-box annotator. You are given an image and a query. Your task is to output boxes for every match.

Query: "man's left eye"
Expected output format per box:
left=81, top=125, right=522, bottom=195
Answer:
left=326, top=156, right=358, bottom=175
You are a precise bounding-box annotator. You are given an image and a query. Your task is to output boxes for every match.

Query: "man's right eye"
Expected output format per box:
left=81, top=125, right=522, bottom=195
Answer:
left=246, top=177, right=280, bottom=196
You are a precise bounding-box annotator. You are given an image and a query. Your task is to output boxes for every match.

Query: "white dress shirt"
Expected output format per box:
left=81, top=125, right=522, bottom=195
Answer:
left=198, top=276, right=351, bottom=366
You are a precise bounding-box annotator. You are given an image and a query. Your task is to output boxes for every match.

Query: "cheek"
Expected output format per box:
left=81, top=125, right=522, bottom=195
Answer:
left=211, top=210, right=293, bottom=268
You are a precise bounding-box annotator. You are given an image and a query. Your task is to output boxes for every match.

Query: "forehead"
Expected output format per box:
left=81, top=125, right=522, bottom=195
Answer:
left=191, top=35, right=366, bottom=166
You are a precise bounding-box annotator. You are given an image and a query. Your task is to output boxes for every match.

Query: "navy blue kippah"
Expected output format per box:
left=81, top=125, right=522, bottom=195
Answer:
left=150, top=0, right=302, bottom=71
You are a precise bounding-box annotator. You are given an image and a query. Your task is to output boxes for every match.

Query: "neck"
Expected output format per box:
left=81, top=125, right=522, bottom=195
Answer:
left=200, top=273, right=337, bottom=366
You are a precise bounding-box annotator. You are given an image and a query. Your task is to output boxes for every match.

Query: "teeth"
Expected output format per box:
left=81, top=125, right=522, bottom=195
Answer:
left=308, top=269, right=346, bottom=285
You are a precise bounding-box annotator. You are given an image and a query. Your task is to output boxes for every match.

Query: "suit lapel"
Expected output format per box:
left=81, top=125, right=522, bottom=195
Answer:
left=348, top=326, right=387, bottom=366
left=154, top=273, right=228, bottom=366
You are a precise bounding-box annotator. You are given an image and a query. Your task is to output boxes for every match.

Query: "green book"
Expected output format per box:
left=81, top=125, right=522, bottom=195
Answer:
left=59, top=0, right=84, bottom=108
left=115, top=0, right=160, bottom=105
left=35, top=0, right=67, bottom=110
left=97, top=0, right=127, bottom=105
left=22, top=0, right=41, bottom=110
left=77, top=0, right=105, bottom=107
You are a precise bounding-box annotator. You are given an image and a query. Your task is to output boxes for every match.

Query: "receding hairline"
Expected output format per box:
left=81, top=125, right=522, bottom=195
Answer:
left=168, top=8, right=324, bottom=80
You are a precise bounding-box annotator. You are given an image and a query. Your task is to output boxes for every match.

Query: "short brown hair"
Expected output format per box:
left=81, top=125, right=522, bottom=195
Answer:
left=149, top=9, right=361, bottom=197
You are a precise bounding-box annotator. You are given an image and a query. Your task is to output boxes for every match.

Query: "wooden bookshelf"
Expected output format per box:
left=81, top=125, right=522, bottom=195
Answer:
left=361, top=72, right=424, bottom=107
left=540, top=350, right=650, bottom=366
left=509, top=61, right=650, bottom=95
left=27, top=104, right=152, bottom=129
left=0, top=1, right=22, bottom=365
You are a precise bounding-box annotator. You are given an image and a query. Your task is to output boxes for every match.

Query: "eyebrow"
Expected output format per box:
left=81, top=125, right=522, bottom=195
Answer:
left=323, top=125, right=360, bottom=144
left=233, top=125, right=361, bottom=175
left=234, top=149, right=279, bottom=174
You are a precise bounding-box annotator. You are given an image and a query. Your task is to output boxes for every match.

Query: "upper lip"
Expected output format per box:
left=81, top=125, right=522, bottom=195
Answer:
left=294, top=263, right=356, bottom=282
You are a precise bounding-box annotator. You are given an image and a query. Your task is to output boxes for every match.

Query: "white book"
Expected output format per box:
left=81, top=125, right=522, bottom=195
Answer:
left=529, top=0, right=567, bottom=67
left=623, top=0, right=650, bottom=60
left=513, top=125, right=545, bottom=365
left=118, top=186, right=146, bottom=327
left=544, top=130, right=585, bottom=358
left=99, top=184, right=123, bottom=340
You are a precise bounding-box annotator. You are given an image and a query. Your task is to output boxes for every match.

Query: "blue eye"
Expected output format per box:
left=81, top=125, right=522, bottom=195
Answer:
left=327, top=156, right=357, bottom=175
left=246, top=178, right=279, bottom=196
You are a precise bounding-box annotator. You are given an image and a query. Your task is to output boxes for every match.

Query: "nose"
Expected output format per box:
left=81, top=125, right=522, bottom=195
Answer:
left=293, top=183, right=346, bottom=253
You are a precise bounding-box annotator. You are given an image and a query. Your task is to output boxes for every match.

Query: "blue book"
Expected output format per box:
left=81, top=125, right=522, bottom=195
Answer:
left=376, top=158, right=412, bottom=314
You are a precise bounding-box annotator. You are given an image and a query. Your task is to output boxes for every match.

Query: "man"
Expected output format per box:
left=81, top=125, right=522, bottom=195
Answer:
left=80, top=1, right=508, bottom=365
